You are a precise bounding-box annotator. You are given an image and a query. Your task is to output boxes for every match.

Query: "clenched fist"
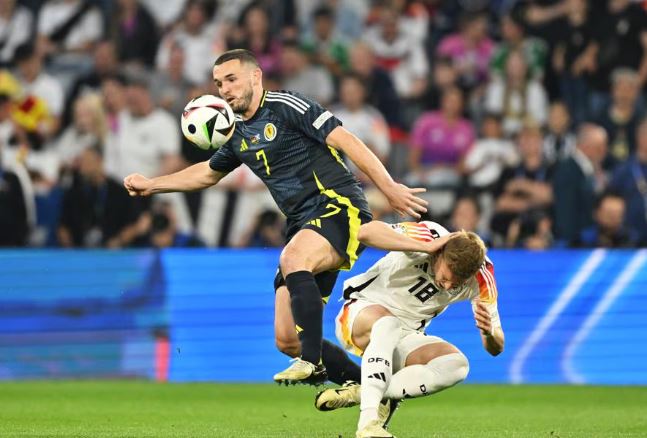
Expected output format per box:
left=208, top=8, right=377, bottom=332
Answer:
left=123, top=174, right=154, bottom=197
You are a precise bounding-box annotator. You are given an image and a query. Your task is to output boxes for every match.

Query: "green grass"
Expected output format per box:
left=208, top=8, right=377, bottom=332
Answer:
left=0, top=382, right=646, bottom=437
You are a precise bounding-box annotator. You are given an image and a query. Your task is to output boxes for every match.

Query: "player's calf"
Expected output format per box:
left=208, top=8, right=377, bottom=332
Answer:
left=384, top=352, right=469, bottom=399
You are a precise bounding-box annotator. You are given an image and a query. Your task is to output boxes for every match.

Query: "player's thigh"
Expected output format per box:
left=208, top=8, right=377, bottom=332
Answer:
left=350, top=303, right=395, bottom=352
left=280, top=228, right=344, bottom=274
left=274, top=285, right=299, bottom=354
left=393, top=332, right=461, bottom=371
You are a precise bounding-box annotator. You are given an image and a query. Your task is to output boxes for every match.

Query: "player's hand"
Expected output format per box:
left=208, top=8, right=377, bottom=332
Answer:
left=123, top=173, right=154, bottom=197
left=384, top=183, right=428, bottom=219
left=421, top=232, right=458, bottom=254
left=474, top=302, right=493, bottom=335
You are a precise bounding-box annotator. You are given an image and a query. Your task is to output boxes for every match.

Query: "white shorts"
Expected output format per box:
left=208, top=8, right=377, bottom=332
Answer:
left=335, top=299, right=448, bottom=372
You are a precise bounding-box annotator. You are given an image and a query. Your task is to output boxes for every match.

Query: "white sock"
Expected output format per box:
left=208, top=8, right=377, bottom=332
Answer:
left=383, top=352, right=469, bottom=400
left=358, top=316, right=402, bottom=430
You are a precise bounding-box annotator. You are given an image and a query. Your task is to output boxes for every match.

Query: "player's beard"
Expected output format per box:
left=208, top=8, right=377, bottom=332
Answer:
left=230, top=85, right=254, bottom=114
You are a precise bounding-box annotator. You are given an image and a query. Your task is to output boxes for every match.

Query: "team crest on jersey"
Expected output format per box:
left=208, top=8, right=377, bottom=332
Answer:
left=250, top=133, right=261, bottom=144
left=264, top=123, right=277, bottom=141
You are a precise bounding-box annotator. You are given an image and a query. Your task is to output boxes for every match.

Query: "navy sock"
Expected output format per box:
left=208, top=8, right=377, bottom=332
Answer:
left=286, top=271, right=323, bottom=364
left=322, top=339, right=361, bottom=384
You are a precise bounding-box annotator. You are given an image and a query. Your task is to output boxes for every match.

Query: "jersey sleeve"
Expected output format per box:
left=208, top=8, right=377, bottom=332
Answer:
left=208, top=141, right=242, bottom=173
left=470, top=259, right=502, bottom=330
left=266, top=90, right=342, bottom=144
left=389, top=221, right=449, bottom=242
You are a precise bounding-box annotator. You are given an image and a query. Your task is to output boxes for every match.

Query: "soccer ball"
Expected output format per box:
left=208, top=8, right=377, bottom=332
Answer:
left=181, top=95, right=236, bottom=150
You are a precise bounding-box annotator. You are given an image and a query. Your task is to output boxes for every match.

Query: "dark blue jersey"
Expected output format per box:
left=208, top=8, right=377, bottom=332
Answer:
left=209, top=90, right=370, bottom=226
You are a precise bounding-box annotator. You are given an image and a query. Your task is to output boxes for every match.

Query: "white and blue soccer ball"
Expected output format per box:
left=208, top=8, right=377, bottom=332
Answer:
left=181, top=95, right=236, bottom=150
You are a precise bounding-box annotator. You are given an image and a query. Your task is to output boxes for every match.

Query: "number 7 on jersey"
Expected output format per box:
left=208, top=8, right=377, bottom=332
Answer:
left=256, top=149, right=271, bottom=176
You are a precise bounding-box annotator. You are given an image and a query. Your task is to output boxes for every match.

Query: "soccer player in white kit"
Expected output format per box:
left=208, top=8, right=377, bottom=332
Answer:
left=317, top=221, right=505, bottom=438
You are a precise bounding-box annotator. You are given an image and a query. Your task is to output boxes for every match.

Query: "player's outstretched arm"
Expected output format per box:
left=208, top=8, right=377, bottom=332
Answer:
left=124, top=161, right=226, bottom=196
left=474, top=301, right=505, bottom=356
left=326, top=127, right=428, bottom=219
left=358, top=221, right=456, bottom=253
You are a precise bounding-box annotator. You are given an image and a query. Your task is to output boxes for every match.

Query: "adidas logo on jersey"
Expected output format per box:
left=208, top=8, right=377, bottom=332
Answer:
left=240, top=139, right=249, bottom=151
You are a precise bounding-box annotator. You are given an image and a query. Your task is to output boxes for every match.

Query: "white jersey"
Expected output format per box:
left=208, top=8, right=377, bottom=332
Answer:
left=342, top=221, right=501, bottom=332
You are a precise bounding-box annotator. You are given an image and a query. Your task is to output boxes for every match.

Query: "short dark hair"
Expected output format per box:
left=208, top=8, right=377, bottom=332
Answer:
left=313, top=5, right=334, bottom=20
left=214, top=49, right=259, bottom=68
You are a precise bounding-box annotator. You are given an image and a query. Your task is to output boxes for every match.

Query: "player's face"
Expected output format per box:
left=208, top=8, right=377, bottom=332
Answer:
left=213, top=60, right=257, bottom=114
left=434, top=257, right=460, bottom=291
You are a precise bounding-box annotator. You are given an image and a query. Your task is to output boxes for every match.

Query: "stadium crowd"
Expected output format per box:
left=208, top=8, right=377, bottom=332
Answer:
left=1, top=0, right=646, bottom=249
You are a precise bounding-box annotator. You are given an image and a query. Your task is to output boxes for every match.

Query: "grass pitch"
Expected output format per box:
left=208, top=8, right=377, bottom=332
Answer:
left=0, top=381, right=645, bottom=437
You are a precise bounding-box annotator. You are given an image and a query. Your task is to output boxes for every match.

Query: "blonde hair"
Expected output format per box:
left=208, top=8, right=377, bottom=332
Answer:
left=441, top=231, right=486, bottom=282
left=74, top=92, right=108, bottom=142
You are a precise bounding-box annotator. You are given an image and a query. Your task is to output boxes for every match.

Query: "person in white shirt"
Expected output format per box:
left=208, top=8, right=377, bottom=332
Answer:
left=464, top=112, right=519, bottom=190
left=362, top=6, right=428, bottom=99
left=37, top=0, right=103, bottom=59
left=315, top=221, right=505, bottom=438
left=104, top=76, right=181, bottom=180
left=331, top=73, right=391, bottom=181
left=155, top=0, right=224, bottom=85
left=0, top=0, right=33, bottom=66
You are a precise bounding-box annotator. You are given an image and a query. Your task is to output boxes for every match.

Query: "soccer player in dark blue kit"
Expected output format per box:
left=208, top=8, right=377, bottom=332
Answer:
left=124, top=49, right=428, bottom=385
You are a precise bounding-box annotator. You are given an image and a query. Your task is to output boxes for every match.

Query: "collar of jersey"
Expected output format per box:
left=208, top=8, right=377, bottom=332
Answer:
left=239, top=90, right=267, bottom=124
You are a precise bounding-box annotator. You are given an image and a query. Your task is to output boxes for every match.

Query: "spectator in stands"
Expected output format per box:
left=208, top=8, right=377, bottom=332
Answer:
left=228, top=4, right=282, bottom=76
left=449, top=195, right=490, bottom=244
left=576, top=192, right=636, bottom=248
left=147, top=200, right=204, bottom=248
left=301, top=5, right=349, bottom=78
left=348, top=41, right=404, bottom=132
left=464, top=112, right=519, bottom=193
left=237, top=209, right=285, bottom=248
left=36, top=0, right=104, bottom=67
left=506, top=208, right=553, bottom=250
left=422, top=56, right=459, bottom=112
left=362, top=5, right=428, bottom=100
left=437, top=10, right=495, bottom=92
left=0, top=0, right=34, bottom=67
left=57, top=145, right=145, bottom=248
left=139, top=0, right=187, bottom=32
left=156, top=0, right=224, bottom=85
left=490, top=122, right=554, bottom=246
left=484, top=50, right=548, bottom=137
left=13, top=43, right=64, bottom=146
left=280, top=41, right=334, bottom=105
left=543, top=101, right=576, bottom=165
left=490, top=10, right=548, bottom=80
left=587, top=0, right=647, bottom=118
left=242, top=0, right=298, bottom=41
left=0, top=92, right=31, bottom=247
left=596, top=68, right=645, bottom=170
left=389, top=0, right=430, bottom=43
left=331, top=73, right=391, bottom=183
left=553, top=124, right=608, bottom=244
left=54, top=93, right=107, bottom=172
left=610, top=119, right=647, bottom=245
left=552, top=0, right=594, bottom=125
left=110, top=0, right=159, bottom=68
left=63, top=40, right=119, bottom=127
left=103, top=75, right=181, bottom=181
left=100, top=73, right=127, bottom=135
left=408, top=86, right=475, bottom=189
left=150, top=42, right=192, bottom=119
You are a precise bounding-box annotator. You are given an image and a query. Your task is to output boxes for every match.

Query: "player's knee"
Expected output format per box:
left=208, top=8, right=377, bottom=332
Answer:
left=440, top=352, right=470, bottom=386
left=279, top=247, right=304, bottom=275
left=275, top=336, right=301, bottom=358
